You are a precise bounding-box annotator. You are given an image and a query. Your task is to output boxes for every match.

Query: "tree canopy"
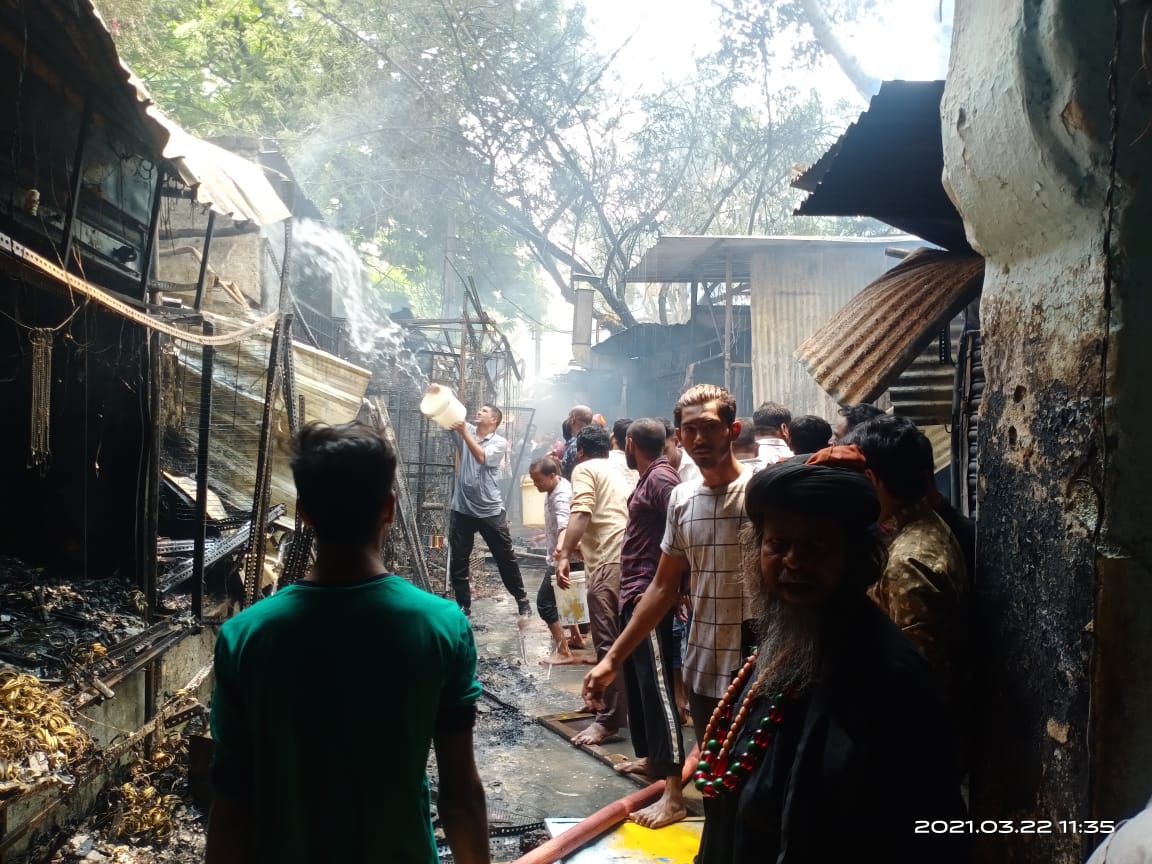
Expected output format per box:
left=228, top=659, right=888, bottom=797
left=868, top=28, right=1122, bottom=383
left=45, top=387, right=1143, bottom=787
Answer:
left=102, top=0, right=890, bottom=329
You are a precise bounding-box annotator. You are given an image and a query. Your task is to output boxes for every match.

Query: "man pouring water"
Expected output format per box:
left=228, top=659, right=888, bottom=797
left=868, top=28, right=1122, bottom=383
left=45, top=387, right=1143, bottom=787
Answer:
left=425, top=385, right=532, bottom=620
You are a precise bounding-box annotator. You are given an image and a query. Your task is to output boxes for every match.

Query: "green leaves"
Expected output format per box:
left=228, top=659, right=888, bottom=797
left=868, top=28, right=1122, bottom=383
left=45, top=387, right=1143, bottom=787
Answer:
left=101, top=0, right=865, bottom=328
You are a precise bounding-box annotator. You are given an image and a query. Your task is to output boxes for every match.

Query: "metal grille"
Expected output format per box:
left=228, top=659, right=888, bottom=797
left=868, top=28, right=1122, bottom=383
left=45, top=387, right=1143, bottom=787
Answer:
left=370, top=270, right=529, bottom=591
left=955, top=328, right=983, bottom=518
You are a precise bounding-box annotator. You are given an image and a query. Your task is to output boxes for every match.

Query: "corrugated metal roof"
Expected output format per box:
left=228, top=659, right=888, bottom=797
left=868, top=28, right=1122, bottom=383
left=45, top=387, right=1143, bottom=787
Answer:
left=40, top=1, right=289, bottom=225
left=792, top=81, right=969, bottom=252
left=889, top=316, right=967, bottom=426
left=154, top=117, right=292, bottom=226
left=795, top=248, right=984, bottom=405
left=624, top=234, right=917, bottom=284
left=922, top=425, right=952, bottom=476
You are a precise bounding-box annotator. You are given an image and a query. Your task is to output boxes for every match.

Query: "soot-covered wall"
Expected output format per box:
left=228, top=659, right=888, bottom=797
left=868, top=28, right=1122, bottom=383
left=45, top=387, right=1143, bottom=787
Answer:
left=0, top=273, right=148, bottom=580
left=944, top=2, right=1152, bottom=861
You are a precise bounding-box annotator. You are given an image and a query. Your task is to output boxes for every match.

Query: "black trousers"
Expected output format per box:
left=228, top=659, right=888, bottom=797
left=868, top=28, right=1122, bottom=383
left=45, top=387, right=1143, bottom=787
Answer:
left=448, top=509, right=527, bottom=610
left=621, top=600, right=685, bottom=778
left=537, top=562, right=584, bottom=626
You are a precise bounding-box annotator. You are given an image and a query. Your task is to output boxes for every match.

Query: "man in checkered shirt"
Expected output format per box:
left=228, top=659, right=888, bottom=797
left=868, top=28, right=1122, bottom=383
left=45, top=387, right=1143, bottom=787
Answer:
left=583, top=383, right=755, bottom=745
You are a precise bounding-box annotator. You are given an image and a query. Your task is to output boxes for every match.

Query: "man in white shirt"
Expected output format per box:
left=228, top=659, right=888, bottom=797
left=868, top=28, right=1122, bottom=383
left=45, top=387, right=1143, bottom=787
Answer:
left=1087, top=797, right=1151, bottom=863
left=754, top=401, right=794, bottom=465
left=609, top=418, right=640, bottom=492
left=529, top=456, right=587, bottom=665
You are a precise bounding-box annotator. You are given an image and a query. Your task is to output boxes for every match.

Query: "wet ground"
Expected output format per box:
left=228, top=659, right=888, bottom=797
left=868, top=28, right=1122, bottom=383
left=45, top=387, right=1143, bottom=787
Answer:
left=43, top=560, right=679, bottom=864
left=433, top=562, right=647, bottom=861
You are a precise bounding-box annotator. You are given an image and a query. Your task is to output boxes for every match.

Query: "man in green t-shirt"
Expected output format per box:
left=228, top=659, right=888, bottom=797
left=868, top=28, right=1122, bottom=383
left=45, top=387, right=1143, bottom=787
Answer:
left=206, top=422, right=489, bottom=864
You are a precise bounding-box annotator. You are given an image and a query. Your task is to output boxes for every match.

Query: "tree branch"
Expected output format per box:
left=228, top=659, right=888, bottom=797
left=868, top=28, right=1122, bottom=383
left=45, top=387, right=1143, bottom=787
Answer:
left=797, top=0, right=880, bottom=101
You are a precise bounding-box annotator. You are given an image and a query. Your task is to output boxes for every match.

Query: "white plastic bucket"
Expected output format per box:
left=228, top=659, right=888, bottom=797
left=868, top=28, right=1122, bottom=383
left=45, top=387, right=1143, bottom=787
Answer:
left=554, top=571, right=590, bottom=626
left=419, top=384, right=466, bottom=430
left=520, top=475, right=546, bottom=528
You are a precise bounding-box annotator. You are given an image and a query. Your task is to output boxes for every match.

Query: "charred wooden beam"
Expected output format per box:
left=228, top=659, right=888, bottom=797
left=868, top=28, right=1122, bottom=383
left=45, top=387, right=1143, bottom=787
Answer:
left=163, top=224, right=260, bottom=240
left=192, top=211, right=216, bottom=312
left=59, top=94, right=92, bottom=274
left=144, top=328, right=162, bottom=618
left=140, top=166, right=166, bottom=302
left=192, top=321, right=214, bottom=620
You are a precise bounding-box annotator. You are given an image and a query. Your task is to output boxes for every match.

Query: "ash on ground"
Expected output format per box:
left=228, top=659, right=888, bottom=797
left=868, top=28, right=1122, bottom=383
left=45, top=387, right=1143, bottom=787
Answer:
left=48, top=723, right=208, bottom=864
left=46, top=559, right=572, bottom=864
left=476, top=656, right=541, bottom=713
left=49, top=813, right=205, bottom=864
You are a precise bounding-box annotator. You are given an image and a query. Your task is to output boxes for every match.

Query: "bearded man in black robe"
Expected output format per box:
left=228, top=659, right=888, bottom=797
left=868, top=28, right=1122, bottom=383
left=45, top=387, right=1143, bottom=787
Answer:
left=694, top=462, right=969, bottom=864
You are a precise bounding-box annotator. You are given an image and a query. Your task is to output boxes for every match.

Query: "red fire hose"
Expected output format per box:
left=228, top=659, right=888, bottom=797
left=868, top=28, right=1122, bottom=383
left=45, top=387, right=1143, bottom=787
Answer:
left=508, top=745, right=701, bottom=864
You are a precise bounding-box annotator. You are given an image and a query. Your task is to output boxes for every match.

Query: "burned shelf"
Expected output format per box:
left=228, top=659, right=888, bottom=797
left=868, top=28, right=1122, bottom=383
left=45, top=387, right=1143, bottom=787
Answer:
left=74, top=617, right=198, bottom=708
left=157, top=503, right=285, bottom=594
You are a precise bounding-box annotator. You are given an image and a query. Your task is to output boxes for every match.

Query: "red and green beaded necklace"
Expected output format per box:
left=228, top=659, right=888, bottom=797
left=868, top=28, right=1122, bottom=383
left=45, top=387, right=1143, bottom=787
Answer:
left=692, top=650, right=791, bottom=798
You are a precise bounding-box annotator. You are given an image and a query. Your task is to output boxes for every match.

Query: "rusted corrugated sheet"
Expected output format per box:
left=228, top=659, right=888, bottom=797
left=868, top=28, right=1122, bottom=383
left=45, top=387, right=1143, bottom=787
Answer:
left=795, top=249, right=984, bottom=406
left=179, top=325, right=371, bottom=519
left=750, top=240, right=914, bottom=419
left=889, top=360, right=954, bottom=425
left=921, top=425, right=953, bottom=476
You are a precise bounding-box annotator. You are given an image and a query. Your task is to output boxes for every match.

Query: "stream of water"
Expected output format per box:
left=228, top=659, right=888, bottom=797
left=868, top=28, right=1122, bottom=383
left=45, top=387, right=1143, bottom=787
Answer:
left=290, top=219, right=428, bottom=393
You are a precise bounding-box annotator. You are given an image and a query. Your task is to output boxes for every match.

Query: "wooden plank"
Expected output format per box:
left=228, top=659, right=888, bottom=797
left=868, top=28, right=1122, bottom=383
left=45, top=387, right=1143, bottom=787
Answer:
left=536, top=712, right=705, bottom=816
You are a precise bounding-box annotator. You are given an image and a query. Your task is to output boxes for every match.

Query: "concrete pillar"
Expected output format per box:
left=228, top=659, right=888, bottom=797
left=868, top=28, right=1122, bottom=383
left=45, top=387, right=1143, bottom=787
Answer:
left=943, top=2, right=1152, bottom=861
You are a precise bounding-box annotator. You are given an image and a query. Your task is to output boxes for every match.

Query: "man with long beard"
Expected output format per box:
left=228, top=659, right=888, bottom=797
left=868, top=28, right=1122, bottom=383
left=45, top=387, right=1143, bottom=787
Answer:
left=692, top=461, right=967, bottom=863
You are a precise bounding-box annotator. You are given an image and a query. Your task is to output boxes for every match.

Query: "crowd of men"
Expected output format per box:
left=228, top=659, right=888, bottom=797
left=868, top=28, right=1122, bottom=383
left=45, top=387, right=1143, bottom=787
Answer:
left=205, top=384, right=978, bottom=864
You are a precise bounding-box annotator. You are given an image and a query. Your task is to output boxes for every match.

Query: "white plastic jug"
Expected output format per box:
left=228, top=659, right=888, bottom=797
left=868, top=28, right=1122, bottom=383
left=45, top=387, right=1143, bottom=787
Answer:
left=420, top=384, right=467, bottom=430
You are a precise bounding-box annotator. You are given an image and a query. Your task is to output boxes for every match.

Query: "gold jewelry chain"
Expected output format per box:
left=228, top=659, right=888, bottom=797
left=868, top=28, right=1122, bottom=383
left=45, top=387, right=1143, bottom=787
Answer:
left=29, top=328, right=52, bottom=472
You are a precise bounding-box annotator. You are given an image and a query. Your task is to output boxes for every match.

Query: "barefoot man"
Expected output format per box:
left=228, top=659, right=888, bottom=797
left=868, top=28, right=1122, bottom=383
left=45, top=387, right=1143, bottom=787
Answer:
left=529, top=456, right=587, bottom=665
left=582, top=385, right=756, bottom=750
left=613, top=418, right=687, bottom=827
left=556, top=424, right=630, bottom=745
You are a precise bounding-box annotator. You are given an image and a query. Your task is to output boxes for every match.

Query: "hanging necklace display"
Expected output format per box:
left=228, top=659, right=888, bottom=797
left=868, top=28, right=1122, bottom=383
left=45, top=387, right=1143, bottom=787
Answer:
left=29, top=328, right=53, bottom=473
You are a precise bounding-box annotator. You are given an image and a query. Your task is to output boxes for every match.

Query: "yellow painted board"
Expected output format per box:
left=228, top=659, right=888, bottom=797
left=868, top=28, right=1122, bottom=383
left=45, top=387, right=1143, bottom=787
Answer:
left=544, top=817, right=704, bottom=863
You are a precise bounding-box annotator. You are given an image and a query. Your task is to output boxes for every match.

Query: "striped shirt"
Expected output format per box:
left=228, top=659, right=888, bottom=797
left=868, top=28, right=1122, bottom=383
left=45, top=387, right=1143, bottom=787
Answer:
left=661, top=470, right=755, bottom=699
left=619, top=457, right=681, bottom=610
